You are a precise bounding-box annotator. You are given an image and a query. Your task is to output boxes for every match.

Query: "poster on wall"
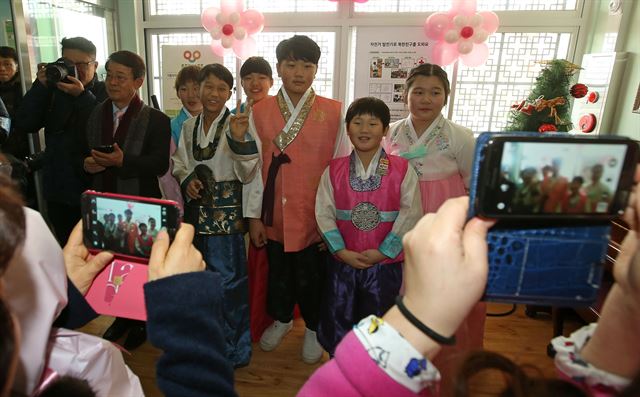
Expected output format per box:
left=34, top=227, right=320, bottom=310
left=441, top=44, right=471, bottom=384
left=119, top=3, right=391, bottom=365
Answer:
left=161, top=45, right=222, bottom=118
left=354, top=27, right=434, bottom=122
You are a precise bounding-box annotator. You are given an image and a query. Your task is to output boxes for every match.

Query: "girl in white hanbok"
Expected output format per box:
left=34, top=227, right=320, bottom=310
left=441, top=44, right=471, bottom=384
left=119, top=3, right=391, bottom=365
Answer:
left=384, top=63, right=475, bottom=214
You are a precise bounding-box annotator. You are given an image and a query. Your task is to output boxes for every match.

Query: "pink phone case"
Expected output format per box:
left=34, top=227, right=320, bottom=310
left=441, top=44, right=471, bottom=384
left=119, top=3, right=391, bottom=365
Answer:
left=82, top=191, right=180, bottom=321
left=84, top=257, right=148, bottom=321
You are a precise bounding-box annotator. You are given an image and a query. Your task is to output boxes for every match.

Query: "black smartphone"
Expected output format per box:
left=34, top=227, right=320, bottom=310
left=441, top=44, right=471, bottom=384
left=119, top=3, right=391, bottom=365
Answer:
left=94, top=145, right=114, bottom=154
left=474, top=135, right=638, bottom=219
left=81, top=191, right=181, bottom=260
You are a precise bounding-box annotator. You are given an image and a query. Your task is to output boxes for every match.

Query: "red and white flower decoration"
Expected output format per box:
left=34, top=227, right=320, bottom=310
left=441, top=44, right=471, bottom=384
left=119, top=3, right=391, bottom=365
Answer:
left=201, top=0, right=265, bottom=59
left=424, top=0, right=499, bottom=67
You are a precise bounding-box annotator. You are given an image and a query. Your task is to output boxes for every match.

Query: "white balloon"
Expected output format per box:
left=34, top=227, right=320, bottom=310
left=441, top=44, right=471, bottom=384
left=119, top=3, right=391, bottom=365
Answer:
left=473, top=29, right=488, bottom=44
left=458, top=40, right=473, bottom=54
left=470, top=13, right=484, bottom=27
left=229, top=12, right=240, bottom=24
left=221, top=35, right=234, bottom=49
left=444, top=30, right=459, bottom=44
left=234, top=26, right=246, bottom=40
left=453, top=15, right=468, bottom=28
left=216, top=13, right=226, bottom=24
left=211, top=27, right=222, bottom=40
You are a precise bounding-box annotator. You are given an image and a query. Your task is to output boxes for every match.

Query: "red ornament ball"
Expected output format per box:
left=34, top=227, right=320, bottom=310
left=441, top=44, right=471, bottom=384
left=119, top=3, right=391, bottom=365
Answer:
left=222, top=23, right=234, bottom=36
left=460, top=26, right=474, bottom=39
left=587, top=91, right=599, bottom=103
left=579, top=113, right=597, bottom=133
left=538, top=123, right=558, bottom=133
left=570, top=83, right=588, bottom=98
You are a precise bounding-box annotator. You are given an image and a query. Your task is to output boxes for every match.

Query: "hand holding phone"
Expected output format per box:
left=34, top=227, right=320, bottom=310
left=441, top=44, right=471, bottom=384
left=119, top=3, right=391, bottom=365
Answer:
left=148, top=223, right=205, bottom=281
left=94, top=144, right=114, bottom=154
left=63, top=221, right=115, bottom=295
left=82, top=191, right=182, bottom=321
left=91, top=143, right=124, bottom=168
left=468, top=132, right=638, bottom=306
left=400, top=198, right=495, bottom=341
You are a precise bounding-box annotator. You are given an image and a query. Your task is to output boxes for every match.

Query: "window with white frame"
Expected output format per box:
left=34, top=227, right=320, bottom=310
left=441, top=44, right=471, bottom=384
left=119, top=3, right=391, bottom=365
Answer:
left=142, top=0, right=587, bottom=133
left=25, top=0, right=113, bottom=72
left=149, top=0, right=335, bottom=16
left=148, top=30, right=336, bottom=110
left=453, top=32, right=571, bottom=133
left=354, top=0, right=577, bottom=12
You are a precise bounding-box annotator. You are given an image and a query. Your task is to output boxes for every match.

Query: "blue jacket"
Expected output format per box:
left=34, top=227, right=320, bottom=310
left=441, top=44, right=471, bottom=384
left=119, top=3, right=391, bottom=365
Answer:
left=170, top=107, right=192, bottom=146
left=145, top=272, right=237, bottom=397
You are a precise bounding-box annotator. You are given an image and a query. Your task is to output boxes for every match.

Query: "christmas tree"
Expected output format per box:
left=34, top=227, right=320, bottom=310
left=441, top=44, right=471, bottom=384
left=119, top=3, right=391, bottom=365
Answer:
left=505, top=59, right=582, bottom=133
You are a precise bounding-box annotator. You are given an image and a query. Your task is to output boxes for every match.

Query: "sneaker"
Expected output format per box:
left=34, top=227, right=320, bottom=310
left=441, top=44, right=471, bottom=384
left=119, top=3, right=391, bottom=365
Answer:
left=259, top=320, right=293, bottom=352
left=301, top=328, right=323, bottom=364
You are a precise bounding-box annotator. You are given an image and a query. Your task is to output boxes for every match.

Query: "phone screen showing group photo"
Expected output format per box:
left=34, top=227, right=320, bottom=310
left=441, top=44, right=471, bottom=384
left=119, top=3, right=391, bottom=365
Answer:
left=494, top=141, right=628, bottom=215
left=88, top=196, right=169, bottom=258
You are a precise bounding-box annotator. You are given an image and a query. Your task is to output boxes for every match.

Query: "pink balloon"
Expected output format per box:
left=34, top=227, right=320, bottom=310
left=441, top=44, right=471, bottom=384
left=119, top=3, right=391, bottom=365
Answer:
left=233, top=36, right=257, bottom=60
left=220, top=0, right=242, bottom=16
left=210, top=42, right=226, bottom=58
left=460, top=42, right=488, bottom=67
left=424, top=13, right=451, bottom=41
left=242, top=9, right=264, bottom=35
left=431, top=42, right=459, bottom=66
left=201, top=7, right=221, bottom=32
left=451, top=0, right=477, bottom=16
left=479, top=11, right=499, bottom=34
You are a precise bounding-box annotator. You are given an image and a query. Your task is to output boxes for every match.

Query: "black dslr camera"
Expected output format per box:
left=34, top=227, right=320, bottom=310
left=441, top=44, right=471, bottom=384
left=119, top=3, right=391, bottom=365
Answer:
left=23, top=151, right=46, bottom=172
left=45, top=57, right=77, bottom=85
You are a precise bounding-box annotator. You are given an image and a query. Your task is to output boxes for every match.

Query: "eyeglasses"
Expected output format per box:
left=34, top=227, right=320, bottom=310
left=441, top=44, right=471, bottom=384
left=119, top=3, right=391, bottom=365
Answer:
left=75, top=61, right=97, bottom=71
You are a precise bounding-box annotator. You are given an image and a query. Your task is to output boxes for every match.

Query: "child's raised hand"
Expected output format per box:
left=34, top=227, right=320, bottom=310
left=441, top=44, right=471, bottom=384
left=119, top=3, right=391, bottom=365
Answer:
left=229, top=99, right=251, bottom=142
left=337, top=249, right=372, bottom=269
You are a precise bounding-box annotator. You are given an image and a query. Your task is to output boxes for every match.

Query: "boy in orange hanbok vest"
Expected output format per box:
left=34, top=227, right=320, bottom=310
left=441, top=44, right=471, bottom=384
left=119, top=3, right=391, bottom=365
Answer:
left=228, top=35, right=350, bottom=364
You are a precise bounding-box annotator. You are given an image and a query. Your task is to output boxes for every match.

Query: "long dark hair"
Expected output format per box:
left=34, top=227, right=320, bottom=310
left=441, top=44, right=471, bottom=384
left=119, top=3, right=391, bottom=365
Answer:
left=454, top=351, right=588, bottom=397
left=0, top=171, right=25, bottom=276
left=0, top=299, right=16, bottom=395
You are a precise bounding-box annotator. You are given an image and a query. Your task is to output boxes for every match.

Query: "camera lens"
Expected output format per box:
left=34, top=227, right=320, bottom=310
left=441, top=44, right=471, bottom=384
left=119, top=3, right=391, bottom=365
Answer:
left=45, top=65, right=66, bottom=84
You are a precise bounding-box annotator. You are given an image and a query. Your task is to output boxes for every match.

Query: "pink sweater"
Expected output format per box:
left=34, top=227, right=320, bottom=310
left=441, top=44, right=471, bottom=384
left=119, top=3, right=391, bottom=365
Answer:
left=299, top=320, right=628, bottom=397
left=298, top=332, right=434, bottom=397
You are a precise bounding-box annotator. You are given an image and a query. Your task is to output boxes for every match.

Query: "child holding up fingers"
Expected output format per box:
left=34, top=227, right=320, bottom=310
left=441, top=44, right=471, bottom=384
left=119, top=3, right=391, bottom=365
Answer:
left=315, top=97, right=422, bottom=355
left=171, top=63, right=260, bottom=367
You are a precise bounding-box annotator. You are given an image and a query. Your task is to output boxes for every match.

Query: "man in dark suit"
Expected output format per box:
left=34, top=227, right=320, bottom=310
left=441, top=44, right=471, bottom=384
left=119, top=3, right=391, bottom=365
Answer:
left=84, top=50, right=170, bottom=350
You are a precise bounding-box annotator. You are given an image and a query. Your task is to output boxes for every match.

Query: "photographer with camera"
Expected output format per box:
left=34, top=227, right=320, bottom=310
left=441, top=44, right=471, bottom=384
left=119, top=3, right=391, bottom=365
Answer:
left=14, top=37, right=107, bottom=244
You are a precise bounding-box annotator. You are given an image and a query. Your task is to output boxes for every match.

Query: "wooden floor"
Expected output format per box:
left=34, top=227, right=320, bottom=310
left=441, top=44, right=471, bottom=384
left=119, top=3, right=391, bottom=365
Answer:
left=79, top=303, right=583, bottom=397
